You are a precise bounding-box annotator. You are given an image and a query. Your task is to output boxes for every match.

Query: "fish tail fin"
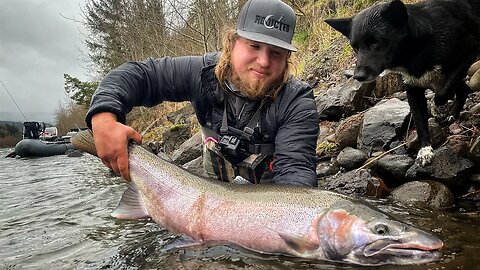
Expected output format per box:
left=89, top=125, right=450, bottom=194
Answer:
left=71, top=130, right=97, bottom=156
left=111, top=182, right=150, bottom=219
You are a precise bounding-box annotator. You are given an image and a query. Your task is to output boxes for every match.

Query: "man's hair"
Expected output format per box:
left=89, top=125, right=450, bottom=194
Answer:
left=214, top=28, right=293, bottom=99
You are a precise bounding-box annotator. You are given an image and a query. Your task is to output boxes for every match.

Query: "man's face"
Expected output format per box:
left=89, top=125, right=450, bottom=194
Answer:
left=230, top=37, right=289, bottom=99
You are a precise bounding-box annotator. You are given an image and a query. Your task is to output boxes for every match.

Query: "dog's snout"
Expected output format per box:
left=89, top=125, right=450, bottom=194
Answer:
left=353, top=66, right=378, bottom=82
left=353, top=68, right=369, bottom=82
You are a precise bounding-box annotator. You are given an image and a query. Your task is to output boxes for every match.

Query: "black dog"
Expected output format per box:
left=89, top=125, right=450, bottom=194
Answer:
left=325, top=0, right=480, bottom=166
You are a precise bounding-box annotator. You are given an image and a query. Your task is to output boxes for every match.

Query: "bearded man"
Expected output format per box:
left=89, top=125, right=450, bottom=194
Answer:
left=86, top=0, right=319, bottom=186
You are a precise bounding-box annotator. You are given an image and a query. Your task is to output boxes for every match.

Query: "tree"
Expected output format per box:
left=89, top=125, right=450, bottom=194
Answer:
left=5, top=123, right=20, bottom=137
left=55, top=99, right=89, bottom=134
left=64, top=73, right=98, bottom=108
left=82, top=0, right=243, bottom=72
left=84, top=0, right=167, bottom=73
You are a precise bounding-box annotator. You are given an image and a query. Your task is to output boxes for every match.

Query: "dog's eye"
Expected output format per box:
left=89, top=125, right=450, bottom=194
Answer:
left=364, top=36, right=380, bottom=50
left=370, top=42, right=380, bottom=50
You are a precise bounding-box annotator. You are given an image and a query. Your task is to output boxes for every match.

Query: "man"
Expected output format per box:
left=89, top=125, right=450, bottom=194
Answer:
left=86, top=0, right=319, bottom=186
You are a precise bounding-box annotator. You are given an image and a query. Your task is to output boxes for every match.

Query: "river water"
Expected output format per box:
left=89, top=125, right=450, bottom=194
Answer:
left=1, top=147, right=480, bottom=270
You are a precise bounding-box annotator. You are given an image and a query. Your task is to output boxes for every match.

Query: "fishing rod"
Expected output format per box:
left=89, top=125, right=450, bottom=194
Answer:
left=0, top=79, right=27, bottom=121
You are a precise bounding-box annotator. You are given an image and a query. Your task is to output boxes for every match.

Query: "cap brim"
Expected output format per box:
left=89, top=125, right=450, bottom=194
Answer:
left=237, top=30, right=297, bottom=52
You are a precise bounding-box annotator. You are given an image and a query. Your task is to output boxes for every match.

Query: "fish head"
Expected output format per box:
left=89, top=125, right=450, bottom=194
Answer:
left=315, top=201, right=444, bottom=265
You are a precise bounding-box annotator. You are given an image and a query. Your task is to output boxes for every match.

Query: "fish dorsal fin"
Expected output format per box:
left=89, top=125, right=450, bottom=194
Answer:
left=277, top=232, right=319, bottom=255
left=111, top=182, right=150, bottom=219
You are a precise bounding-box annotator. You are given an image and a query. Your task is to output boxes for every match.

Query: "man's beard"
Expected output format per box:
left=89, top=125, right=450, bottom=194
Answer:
left=229, top=69, right=281, bottom=100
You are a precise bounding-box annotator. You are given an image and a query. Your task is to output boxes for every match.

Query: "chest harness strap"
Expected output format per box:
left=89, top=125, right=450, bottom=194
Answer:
left=219, top=98, right=274, bottom=155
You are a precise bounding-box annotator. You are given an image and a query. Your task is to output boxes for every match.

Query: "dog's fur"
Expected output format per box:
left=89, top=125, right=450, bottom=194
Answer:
left=325, top=0, right=480, bottom=166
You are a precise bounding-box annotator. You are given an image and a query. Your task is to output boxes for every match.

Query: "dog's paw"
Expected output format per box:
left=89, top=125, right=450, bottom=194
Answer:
left=416, top=146, right=434, bottom=166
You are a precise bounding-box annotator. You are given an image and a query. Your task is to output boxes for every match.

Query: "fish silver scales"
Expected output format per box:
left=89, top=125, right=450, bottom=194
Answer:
left=72, top=130, right=443, bottom=266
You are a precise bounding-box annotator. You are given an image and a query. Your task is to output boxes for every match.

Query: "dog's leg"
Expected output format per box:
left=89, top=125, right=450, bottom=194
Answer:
left=434, top=64, right=470, bottom=108
left=406, top=85, right=433, bottom=166
left=450, top=80, right=470, bottom=120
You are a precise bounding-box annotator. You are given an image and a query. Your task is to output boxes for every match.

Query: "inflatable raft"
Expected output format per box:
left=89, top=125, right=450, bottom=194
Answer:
left=14, top=139, right=75, bottom=157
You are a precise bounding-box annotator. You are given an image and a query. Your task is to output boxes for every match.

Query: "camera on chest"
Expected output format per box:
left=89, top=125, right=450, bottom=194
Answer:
left=217, top=135, right=241, bottom=157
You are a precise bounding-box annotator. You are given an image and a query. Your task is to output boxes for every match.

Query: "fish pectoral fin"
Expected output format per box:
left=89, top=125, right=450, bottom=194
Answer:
left=111, top=181, right=150, bottom=219
left=278, top=232, right=319, bottom=254
left=160, top=234, right=202, bottom=253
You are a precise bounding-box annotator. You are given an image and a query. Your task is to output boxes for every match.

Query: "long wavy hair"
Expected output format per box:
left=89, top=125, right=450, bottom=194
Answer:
left=214, top=28, right=293, bottom=99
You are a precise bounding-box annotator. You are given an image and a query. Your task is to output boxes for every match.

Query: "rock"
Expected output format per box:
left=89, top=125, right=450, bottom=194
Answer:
left=468, top=69, right=480, bottom=92
left=66, top=149, right=83, bottom=157
left=317, top=121, right=337, bottom=144
left=406, top=118, right=447, bottom=152
left=316, top=78, right=375, bottom=121
left=166, top=104, right=195, bottom=124
left=335, top=113, right=364, bottom=148
left=157, top=151, right=173, bottom=162
left=458, top=184, right=480, bottom=202
left=316, top=141, right=338, bottom=160
left=449, top=123, right=463, bottom=135
left=316, top=160, right=340, bottom=179
left=446, top=135, right=470, bottom=156
left=375, top=154, right=415, bottom=185
left=388, top=140, right=408, bottom=155
left=182, top=156, right=209, bottom=177
left=159, top=124, right=192, bottom=154
left=358, top=98, right=410, bottom=154
left=428, top=118, right=447, bottom=146
left=336, top=147, right=368, bottom=170
left=389, top=180, right=455, bottom=209
left=468, top=136, right=480, bottom=167
left=145, top=141, right=161, bottom=155
left=468, top=103, right=480, bottom=116
left=171, top=131, right=203, bottom=165
left=391, top=91, right=407, bottom=101
left=468, top=59, right=480, bottom=77
left=325, top=169, right=389, bottom=198
left=406, top=146, right=474, bottom=189
left=374, top=73, right=403, bottom=98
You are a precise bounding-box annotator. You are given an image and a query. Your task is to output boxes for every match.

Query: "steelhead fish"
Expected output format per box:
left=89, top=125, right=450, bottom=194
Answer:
left=72, top=130, right=443, bottom=266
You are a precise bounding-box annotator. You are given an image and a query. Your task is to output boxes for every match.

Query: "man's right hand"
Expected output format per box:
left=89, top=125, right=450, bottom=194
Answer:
left=91, top=112, right=142, bottom=181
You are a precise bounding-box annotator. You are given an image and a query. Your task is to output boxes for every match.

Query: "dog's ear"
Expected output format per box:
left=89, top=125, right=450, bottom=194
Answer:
left=324, top=18, right=352, bottom=38
left=381, top=0, right=408, bottom=28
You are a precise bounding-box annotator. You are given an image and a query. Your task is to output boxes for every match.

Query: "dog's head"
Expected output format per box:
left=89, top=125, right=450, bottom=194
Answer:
left=325, top=0, right=409, bottom=82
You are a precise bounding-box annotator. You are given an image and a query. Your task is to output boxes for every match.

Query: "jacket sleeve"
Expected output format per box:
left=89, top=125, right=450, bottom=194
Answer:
left=271, top=82, right=319, bottom=187
left=85, top=55, right=205, bottom=128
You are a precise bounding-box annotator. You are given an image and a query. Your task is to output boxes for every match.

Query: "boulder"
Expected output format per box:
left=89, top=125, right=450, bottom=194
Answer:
left=389, top=180, right=455, bottom=209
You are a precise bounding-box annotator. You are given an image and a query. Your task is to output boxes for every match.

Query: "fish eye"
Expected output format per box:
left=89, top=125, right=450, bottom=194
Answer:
left=374, top=224, right=389, bottom=235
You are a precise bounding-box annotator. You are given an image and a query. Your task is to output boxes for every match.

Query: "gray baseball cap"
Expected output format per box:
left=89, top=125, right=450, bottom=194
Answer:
left=236, top=0, right=297, bottom=52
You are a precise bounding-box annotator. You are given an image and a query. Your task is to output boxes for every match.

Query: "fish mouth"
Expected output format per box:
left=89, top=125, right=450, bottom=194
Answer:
left=360, top=239, right=444, bottom=265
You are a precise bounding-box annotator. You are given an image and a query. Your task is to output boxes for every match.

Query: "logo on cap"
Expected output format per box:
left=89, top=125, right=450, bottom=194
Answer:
left=254, top=14, right=290, bottom=33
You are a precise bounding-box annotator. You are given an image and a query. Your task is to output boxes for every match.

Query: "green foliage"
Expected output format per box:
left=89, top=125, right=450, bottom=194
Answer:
left=170, top=124, right=186, bottom=132
left=64, top=73, right=98, bottom=108
left=294, top=30, right=309, bottom=45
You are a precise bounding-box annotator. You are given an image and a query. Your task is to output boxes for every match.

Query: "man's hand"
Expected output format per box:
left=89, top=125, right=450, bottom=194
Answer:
left=91, top=112, right=142, bottom=181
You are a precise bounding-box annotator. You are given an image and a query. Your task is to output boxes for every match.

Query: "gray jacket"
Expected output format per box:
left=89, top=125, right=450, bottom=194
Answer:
left=86, top=52, right=319, bottom=186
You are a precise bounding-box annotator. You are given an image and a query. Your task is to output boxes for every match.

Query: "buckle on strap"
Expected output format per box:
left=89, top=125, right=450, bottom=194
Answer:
left=242, top=126, right=254, bottom=140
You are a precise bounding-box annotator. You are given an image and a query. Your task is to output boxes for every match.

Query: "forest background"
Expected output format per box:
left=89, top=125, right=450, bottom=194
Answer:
left=57, top=0, right=417, bottom=142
